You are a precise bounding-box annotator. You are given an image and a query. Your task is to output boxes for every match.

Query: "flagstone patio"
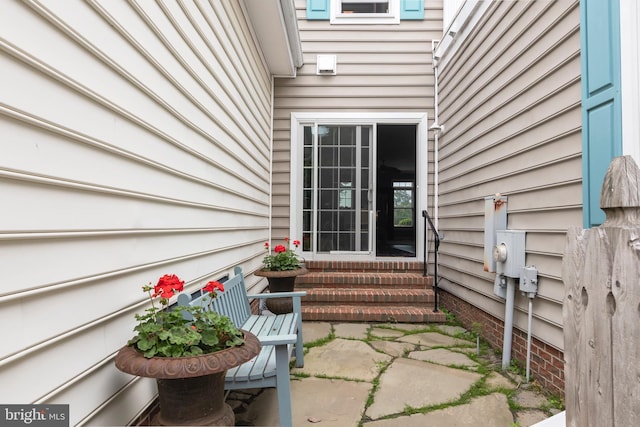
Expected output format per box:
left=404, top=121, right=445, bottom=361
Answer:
left=230, top=322, right=563, bottom=426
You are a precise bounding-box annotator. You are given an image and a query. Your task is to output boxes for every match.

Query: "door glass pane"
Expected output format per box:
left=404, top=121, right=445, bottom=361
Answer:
left=302, top=125, right=315, bottom=252
left=393, top=181, right=414, bottom=227
left=307, top=124, right=372, bottom=253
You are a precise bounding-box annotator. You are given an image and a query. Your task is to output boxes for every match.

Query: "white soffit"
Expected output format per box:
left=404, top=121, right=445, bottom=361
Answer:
left=243, top=0, right=303, bottom=77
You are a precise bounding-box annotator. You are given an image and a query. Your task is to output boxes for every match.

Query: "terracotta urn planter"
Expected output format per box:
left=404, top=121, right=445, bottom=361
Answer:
left=255, top=267, right=308, bottom=314
left=115, top=331, right=261, bottom=426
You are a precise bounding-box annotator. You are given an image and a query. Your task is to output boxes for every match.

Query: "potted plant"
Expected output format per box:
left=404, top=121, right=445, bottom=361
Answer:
left=255, top=238, right=308, bottom=313
left=114, top=274, right=261, bottom=426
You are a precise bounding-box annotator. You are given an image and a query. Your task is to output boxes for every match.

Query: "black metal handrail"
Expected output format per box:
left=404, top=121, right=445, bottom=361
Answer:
left=422, top=210, right=439, bottom=312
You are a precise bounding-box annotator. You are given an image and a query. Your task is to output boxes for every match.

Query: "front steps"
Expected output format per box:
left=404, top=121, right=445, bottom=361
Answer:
left=296, top=260, right=446, bottom=323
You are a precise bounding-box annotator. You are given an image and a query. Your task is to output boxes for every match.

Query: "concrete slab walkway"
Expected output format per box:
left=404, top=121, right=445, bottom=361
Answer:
left=230, top=322, right=563, bottom=426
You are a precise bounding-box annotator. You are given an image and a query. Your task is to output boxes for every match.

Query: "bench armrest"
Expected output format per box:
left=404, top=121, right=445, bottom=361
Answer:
left=258, top=334, right=298, bottom=346
left=250, top=291, right=307, bottom=299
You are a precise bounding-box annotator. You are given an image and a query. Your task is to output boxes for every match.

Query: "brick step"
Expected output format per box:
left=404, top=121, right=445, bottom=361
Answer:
left=301, top=304, right=446, bottom=323
left=296, top=272, right=432, bottom=289
left=304, top=260, right=425, bottom=274
left=293, top=260, right=442, bottom=323
left=302, top=288, right=435, bottom=304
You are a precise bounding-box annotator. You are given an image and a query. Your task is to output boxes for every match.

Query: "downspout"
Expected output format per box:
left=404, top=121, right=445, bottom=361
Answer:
left=425, top=40, right=442, bottom=308
left=430, top=40, right=441, bottom=232
left=268, top=76, right=275, bottom=244
left=259, top=75, right=275, bottom=302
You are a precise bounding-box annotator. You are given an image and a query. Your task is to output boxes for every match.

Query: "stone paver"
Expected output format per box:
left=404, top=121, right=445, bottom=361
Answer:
left=366, top=358, right=482, bottom=419
left=456, top=346, right=480, bottom=355
left=301, top=321, right=332, bottom=344
left=370, top=340, right=415, bottom=357
left=485, top=371, right=517, bottom=391
left=398, top=331, right=473, bottom=348
left=364, top=393, right=513, bottom=427
left=516, top=409, right=552, bottom=427
left=334, top=323, right=370, bottom=339
left=370, top=327, right=406, bottom=339
left=408, top=348, right=479, bottom=368
left=237, top=377, right=371, bottom=426
left=380, top=323, right=429, bottom=332
left=292, top=338, right=392, bottom=381
left=515, top=389, right=550, bottom=408
left=435, top=324, right=469, bottom=336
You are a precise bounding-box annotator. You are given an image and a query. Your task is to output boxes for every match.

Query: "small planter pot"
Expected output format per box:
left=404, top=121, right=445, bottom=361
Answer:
left=115, top=331, right=261, bottom=426
left=255, top=267, right=308, bottom=314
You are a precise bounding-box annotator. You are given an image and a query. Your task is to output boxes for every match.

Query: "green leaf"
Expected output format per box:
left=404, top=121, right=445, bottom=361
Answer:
left=143, top=347, right=157, bottom=358
left=188, top=346, right=204, bottom=356
left=156, top=341, right=175, bottom=357
left=137, top=336, right=157, bottom=351
left=200, top=329, right=220, bottom=347
left=167, top=326, right=201, bottom=346
left=226, top=335, right=245, bottom=347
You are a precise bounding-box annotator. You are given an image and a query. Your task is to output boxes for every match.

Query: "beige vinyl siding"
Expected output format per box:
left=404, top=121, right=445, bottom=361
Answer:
left=436, top=0, right=581, bottom=351
left=272, top=0, right=443, bottom=240
left=0, top=1, right=271, bottom=425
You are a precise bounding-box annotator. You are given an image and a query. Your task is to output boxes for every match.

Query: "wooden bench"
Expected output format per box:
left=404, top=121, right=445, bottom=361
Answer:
left=177, top=266, right=306, bottom=427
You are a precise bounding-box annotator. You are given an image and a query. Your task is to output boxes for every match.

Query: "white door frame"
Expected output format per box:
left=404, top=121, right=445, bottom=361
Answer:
left=290, top=112, right=429, bottom=261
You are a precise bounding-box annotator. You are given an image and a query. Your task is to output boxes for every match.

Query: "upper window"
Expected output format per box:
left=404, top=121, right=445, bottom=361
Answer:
left=340, top=1, right=390, bottom=14
left=307, top=0, right=424, bottom=22
left=331, top=0, right=400, bottom=24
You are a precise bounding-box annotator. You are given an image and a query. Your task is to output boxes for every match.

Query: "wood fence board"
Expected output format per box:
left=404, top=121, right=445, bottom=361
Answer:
left=610, top=228, right=640, bottom=426
left=562, top=227, right=588, bottom=427
left=563, top=156, right=640, bottom=426
left=583, top=227, right=614, bottom=425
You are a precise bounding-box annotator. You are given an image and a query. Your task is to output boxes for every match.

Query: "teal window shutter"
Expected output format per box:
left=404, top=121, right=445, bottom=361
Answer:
left=400, top=0, right=424, bottom=20
left=580, top=0, right=622, bottom=227
left=307, top=0, right=330, bottom=20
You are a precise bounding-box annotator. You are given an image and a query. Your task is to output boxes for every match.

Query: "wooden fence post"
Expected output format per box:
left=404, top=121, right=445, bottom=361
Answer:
left=562, top=155, right=640, bottom=427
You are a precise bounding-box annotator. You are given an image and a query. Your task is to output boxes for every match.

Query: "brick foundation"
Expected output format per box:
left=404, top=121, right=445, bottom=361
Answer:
left=439, top=289, right=565, bottom=397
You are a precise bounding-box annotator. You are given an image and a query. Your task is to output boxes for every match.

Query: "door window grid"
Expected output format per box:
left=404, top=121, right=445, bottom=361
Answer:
left=302, top=124, right=371, bottom=253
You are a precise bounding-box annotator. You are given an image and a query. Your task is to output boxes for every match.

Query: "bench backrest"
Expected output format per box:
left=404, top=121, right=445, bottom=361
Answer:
left=177, top=266, right=252, bottom=328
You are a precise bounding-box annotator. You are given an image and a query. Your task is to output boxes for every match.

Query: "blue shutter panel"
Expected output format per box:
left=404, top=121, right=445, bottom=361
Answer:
left=307, top=0, right=330, bottom=20
left=580, top=0, right=622, bottom=227
left=400, top=0, right=424, bottom=20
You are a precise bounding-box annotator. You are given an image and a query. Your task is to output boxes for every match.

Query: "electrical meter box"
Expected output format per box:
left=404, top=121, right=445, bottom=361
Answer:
left=493, top=230, right=526, bottom=278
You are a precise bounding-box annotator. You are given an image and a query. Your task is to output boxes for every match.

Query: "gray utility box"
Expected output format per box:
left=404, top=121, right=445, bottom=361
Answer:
left=493, top=230, right=526, bottom=278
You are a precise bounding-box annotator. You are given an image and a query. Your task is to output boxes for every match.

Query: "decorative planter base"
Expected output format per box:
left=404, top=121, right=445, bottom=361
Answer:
left=156, top=372, right=233, bottom=426
left=255, top=267, right=308, bottom=314
left=266, top=275, right=296, bottom=314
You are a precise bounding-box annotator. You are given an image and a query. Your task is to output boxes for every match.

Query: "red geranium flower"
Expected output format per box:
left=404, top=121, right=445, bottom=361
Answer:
left=203, top=280, right=225, bottom=294
left=153, top=274, right=184, bottom=298
left=274, top=244, right=287, bottom=253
